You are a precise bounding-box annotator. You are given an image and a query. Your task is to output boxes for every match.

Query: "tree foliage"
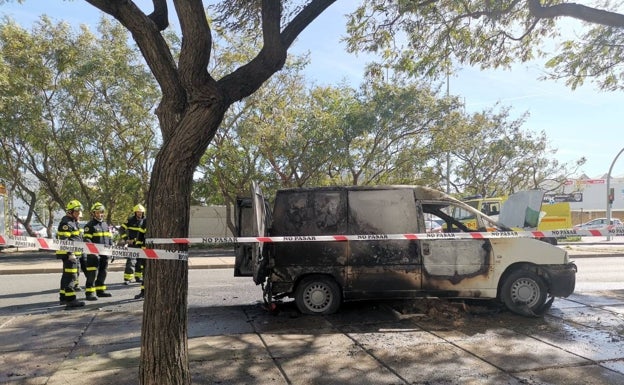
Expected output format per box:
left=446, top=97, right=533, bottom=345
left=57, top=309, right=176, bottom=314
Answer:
left=431, top=105, right=585, bottom=197
left=346, top=1, right=624, bottom=89
left=197, top=67, right=582, bottom=208
left=0, top=17, right=159, bottom=229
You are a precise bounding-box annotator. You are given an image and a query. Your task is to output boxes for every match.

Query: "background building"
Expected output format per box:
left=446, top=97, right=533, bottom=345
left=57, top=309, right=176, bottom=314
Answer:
left=544, top=176, right=624, bottom=225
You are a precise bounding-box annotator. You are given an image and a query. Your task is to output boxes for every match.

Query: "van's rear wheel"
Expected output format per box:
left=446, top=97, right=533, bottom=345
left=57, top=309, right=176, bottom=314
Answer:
left=501, top=269, right=547, bottom=317
left=295, top=276, right=341, bottom=315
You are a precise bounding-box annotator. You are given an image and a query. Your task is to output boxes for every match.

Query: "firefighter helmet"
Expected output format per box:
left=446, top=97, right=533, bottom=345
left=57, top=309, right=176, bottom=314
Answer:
left=65, top=199, right=83, bottom=212
left=133, top=204, right=145, bottom=213
left=91, top=202, right=105, bottom=212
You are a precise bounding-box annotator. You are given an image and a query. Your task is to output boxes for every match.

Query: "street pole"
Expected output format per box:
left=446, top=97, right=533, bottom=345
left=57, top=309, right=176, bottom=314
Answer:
left=606, top=147, right=624, bottom=241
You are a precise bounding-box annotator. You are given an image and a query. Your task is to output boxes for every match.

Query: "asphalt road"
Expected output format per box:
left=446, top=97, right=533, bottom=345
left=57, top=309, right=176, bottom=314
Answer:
left=3, top=264, right=624, bottom=384
left=0, top=268, right=260, bottom=315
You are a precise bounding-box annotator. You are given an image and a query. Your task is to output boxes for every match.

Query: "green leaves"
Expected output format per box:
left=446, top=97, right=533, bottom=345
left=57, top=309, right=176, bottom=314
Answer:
left=345, top=1, right=624, bottom=91
left=0, top=16, right=159, bottom=225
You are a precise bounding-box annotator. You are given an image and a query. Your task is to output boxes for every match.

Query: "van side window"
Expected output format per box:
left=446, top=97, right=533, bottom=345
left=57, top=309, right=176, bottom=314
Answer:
left=422, top=202, right=476, bottom=233
left=348, top=189, right=418, bottom=233
left=451, top=206, right=475, bottom=222
left=272, top=191, right=345, bottom=236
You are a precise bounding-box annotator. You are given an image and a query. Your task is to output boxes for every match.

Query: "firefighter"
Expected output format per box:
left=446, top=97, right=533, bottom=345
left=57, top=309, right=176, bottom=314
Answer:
left=82, top=202, right=113, bottom=300
left=56, top=199, right=85, bottom=309
left=120, top=204, right=147, bottom=298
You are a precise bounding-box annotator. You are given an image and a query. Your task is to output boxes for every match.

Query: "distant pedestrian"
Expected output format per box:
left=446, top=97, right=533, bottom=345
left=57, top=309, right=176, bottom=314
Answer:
left=82, top=202, right=113, bottom=300
left=119, top=204, right=147, bottom=299
left=56, top=199, right=85, bottom=309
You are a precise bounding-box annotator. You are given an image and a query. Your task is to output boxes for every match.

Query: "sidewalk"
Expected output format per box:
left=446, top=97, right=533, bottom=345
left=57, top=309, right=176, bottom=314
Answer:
left=2, top=272, right=624, bottom=384
left=2, top=244, right=624, bottom=384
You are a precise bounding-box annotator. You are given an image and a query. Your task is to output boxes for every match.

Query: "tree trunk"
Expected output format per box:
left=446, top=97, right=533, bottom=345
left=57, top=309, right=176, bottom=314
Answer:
left=76, top=2, right=334, bottom=384
left=139, top=106, right=224, bottom=384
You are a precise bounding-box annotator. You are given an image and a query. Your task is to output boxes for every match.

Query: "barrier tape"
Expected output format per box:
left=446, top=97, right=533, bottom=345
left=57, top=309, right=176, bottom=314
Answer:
left=0, top=235, right=188, bottom=261
left=146, top=226, right=624, bottom=245
left=2, top=226, right=623, bottom=253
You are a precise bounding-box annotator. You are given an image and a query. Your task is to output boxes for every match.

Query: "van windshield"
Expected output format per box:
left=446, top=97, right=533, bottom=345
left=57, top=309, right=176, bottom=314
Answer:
left=451, top=205, right=476, bottom=221
left=423, top=200, right=507, bottom=233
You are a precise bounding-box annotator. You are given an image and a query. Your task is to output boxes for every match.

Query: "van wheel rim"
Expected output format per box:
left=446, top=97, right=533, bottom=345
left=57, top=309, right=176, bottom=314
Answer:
left=510, top=278, right=539, bottom=307
left=304, top=283, right=331, bottom=311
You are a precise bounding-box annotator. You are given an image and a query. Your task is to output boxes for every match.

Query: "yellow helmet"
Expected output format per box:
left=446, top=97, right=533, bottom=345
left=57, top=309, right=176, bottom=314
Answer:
left=66, top=199, right=83, bottom=212
left=133, top=204, right=145, bottom=213
left=91, top=202, right=105, bottom=212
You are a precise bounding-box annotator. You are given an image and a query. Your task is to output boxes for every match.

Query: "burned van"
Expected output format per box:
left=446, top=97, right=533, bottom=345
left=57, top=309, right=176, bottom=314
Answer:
left=235, top=183, right=576, bottom=317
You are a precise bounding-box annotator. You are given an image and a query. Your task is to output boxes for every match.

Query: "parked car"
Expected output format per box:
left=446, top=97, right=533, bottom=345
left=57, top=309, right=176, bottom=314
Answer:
left=12, top=223, right=25, bottom=236
left=573, top=218, right=623, bottom=231
left=33, top=225, right=55, bottom=238
left=425, top=218, right=444, bottom=233
left=235, top=183, right=577, bottom=317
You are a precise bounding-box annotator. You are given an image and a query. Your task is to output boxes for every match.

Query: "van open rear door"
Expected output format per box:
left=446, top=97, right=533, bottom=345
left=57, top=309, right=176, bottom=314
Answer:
left=233, top=182, right=271, bottom=284
left=250, top=181, right=270, bottom=284
left=233, top=197, right=253, bottom=277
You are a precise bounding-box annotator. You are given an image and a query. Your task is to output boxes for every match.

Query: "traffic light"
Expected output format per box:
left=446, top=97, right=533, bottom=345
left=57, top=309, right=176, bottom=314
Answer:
left=608, top=187, right=615, bottom=204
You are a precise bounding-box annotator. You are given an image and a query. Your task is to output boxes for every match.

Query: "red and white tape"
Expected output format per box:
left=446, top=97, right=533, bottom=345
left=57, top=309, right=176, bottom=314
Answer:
left=2, top=226, right=622, bottom=252
left=146, top=227, right=624, bottom=245
left=0, top=235, right=188, bottom=261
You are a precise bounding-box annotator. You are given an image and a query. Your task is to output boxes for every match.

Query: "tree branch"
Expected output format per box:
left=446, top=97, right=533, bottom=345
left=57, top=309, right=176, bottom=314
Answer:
left=174, top=0, right=215, bottom=93
left=281, top=0, right=336, bottom=47
left=528, top=0, right=624, bottom=28
left=219, top=0, right=336, bottom=105
left=85, top=0, right=186, bottom=138
left=148, top=0, right=169, bottom=30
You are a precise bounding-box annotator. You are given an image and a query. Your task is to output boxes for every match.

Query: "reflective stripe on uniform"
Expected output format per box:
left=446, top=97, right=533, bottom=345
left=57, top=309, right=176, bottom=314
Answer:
left=83, top=231, right=112, bottom=239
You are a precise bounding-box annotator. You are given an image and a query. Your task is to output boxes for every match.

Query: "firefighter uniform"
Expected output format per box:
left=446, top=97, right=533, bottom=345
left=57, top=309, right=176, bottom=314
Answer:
left=121, top=204, right=147, bottom=293
left=82, top=202, right=113, bottom=300
left=56, top=200, right=85, bottom=309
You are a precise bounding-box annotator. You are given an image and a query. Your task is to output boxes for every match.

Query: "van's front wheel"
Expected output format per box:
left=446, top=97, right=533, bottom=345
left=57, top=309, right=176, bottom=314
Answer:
left=501, top=269, right=547, bottom=317
left=295, top=276, right=341, bottom=315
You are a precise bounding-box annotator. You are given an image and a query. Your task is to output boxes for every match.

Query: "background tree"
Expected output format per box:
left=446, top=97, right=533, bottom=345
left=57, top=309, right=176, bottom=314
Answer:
left=0, top=17, right=159, bottom=228
left=6, top=0, right=621, bottom=384
left=346, top=2, right=624, bottom=87
left=333, top=78, right=457, bottom=186
left=431, top=106, right=585, bottom=197
left=198, top=67, right=580, bottom=205
left=192, top=34, right=317, bottom=231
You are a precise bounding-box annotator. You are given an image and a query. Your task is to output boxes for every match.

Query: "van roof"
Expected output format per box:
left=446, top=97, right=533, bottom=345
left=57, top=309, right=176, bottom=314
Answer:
left=276, top=185, right=456, bottom=202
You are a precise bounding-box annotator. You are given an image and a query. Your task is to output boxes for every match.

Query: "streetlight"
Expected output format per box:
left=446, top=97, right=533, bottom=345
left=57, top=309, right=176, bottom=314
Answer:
left=606, top=147, right=624, bottom=241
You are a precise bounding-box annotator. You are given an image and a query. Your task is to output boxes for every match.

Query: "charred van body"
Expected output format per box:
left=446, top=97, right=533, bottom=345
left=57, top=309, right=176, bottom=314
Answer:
left=235, top=183, right=576, bottom=317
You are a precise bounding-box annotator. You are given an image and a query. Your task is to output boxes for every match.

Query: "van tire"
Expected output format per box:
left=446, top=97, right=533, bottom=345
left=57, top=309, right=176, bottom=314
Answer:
left=295, top=276, right=341, bottom=315
left=501, top=269, right=547, bottom=317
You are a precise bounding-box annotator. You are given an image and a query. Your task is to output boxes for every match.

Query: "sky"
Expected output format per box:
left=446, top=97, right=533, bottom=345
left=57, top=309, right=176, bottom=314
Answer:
left=2, top=1, right=623, bottom=179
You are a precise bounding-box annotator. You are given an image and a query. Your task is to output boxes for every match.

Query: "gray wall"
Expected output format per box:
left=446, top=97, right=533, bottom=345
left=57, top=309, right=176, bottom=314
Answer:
left=189, top=205, right=233, bottom=238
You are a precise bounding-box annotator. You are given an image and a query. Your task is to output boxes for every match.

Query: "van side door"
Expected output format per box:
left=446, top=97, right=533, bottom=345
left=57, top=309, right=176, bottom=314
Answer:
left=420, top=202, right=495, bottom=296
left=269, top=188, right=349, bottom=291
left=345, top=188, right=421, bottom=299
